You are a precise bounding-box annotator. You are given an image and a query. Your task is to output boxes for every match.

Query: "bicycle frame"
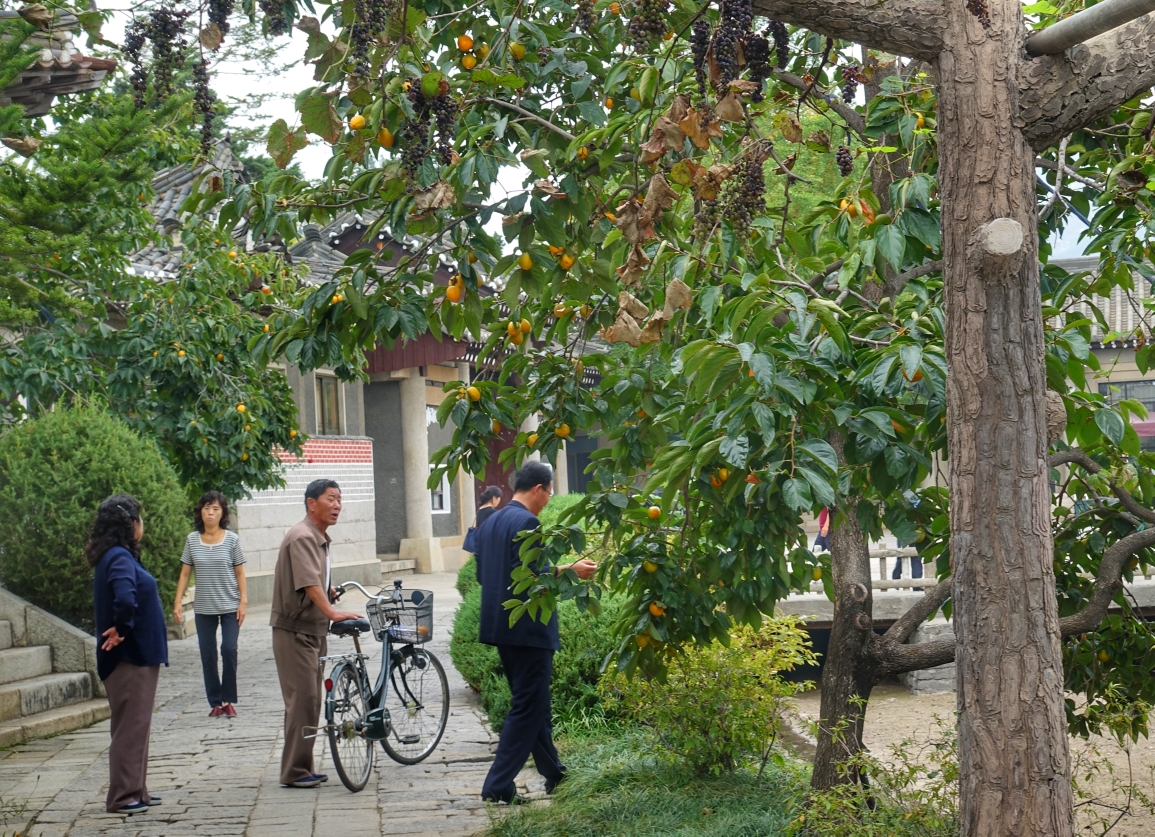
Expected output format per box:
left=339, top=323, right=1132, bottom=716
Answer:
left=321, top=582, right=429, bottom=743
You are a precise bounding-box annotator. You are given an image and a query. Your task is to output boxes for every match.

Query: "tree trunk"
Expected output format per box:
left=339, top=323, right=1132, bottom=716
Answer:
left=937, top=1, right=1074, bottom=834
left=811, top=434, right=877, bottom=790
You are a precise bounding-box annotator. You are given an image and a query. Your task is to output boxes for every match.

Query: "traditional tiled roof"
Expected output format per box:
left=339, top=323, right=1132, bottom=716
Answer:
left=0, top=9, right=115, bottom=117
left=130, top=138, right=248, bottom=278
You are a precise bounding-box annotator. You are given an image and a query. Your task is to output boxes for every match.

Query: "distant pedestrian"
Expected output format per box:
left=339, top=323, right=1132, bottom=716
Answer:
left=270, top=479, right=360, bottom=789
left=88, top=494, right=168, bottom=814
left=464, top=486, right=503, bottom=555
left=478, top=463, right=597, bottom=804
left=172, top=491, right=247, bottom=718
left=813, top=507, right=831, bottom=552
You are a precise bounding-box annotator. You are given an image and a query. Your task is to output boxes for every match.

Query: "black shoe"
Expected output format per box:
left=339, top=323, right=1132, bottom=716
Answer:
left=145, top=797, right=162, bottom=806
left=114, top=802, right=149, bottom=814
left=545, top=771, right=568, bottom=795
left=481, top=785, right=519, bottom=805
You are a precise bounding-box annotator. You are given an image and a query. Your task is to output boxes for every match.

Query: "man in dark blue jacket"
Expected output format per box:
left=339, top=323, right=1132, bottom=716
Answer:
left=478, top=462, right=597, bottom=803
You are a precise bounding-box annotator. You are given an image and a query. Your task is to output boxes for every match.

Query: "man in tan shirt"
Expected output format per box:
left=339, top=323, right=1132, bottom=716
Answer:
left=270, top=479, right=360, bottom=788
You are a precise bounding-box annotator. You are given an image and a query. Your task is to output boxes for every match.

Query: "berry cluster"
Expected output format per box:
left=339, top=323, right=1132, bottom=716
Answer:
left=431, top=94, right=457, bottom=164
left=690, top=20, right=710, bottom=98
left=712, top=23, right=739, bottom=89
left=692, top=199, right=718, bottom=240
left=348, top=0, right=396, bottom=82
left=720, top=0, right=752, bottom=31
left=841, top=64, right=864, bottom=104
left=538, top=45, right=552, bottom=66
left=966, top=0, right=991, bottom=28
left=744, top=33, right=770, bottom=102
left=574, top=0, right=594, bottom=33
left=718, top=149, right=766, bottom=235
left=193, top=58, right=215, bottom=153
left=401, top=83, right=431, bottom=177
left=766, top=20, right=789, bottom=70
left=259, top=0, right=289, bottom=36
left=121, top=7, right=190, bottom=108
left=835, top=145, right=853, bottom=177
left=207, top=0, right=233, bottom=38
left=628, top=0, right=669, bottom=51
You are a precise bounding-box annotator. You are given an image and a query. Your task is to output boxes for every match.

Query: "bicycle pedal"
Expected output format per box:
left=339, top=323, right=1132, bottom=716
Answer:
left=400, top=735, right=420, bottom=745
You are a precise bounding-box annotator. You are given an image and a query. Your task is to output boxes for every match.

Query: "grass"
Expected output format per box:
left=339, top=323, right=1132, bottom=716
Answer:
left=483, top=729, right=810, bottom=837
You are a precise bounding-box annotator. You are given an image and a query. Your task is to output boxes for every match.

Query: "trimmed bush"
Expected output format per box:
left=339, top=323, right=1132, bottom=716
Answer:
left=450, top=584, right=622, bottom=732
left=604, top=617, right=817, bottom=776
left=456, top=555, right=478, bottom=597
left=0, top=409, right=187, bottom=631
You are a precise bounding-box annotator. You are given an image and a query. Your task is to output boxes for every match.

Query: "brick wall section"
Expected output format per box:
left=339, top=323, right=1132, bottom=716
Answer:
left=235, top=437, right=377, bottom=576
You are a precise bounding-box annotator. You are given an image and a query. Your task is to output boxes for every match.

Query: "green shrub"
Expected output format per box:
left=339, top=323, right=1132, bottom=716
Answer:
left=0, top=409, right=187, bottom=631
left=538, top=492, right=587, bottom=528
left=450, top=584, right=623, bottom=733
left=456, top=555, right=478, bottom=597
left=605, top=616, right=817, bottom=776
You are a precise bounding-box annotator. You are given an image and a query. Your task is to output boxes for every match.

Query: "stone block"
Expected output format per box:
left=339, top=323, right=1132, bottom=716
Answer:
left=0, top=647, right=52, bottom=686
left=400, top=537, right=444, bottom=574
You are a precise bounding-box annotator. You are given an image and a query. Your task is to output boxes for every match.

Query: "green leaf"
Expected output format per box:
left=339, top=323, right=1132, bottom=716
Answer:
left=782, top=477, right=812, bottom=511
left=299, top=95, right=341, bottom=144
left=266, top=119, right=308, bottom=169
left=1095, top=407, right=1125, bottom=446
left=720, top=434, right=749, bottom=468
left=798, top=439, right=838, bottom=475
left=874, top=225, right=907, bottom=272
left=421, top=71, right=443, bottom=100
left=899, top=343, right=923, bottom=381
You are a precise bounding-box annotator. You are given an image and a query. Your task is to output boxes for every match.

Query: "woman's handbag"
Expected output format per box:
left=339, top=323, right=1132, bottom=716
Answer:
left=463, top=526, right=479, bottom=554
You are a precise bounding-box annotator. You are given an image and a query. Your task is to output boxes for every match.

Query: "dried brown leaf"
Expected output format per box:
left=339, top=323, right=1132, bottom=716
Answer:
left=615, top=201, right=656, bottom=245
left=199, top=23, right=223, bottom=50
left=534, top=179, right=567, bottom=198
left=644, top=173, right=678, bottom=216
left=666, top=94, right=691, bottom=125
left=411, top=181, right=456, bottom=213
left=619, top=291, right=650, bottom=320
left=666, top=277, right=693, bottom=311
left=603, top=310, right=643, bottom=346
left=18, top=4, right=53, bottom=29
left=616, top=244, right=651, bottom=287
left=679, top=108, right=723, bottom=150
left=728, top=79, right=760, bottom=95
left=1, top=136, right=41, bottom=157
left=715, top=94, right=745, bottom=123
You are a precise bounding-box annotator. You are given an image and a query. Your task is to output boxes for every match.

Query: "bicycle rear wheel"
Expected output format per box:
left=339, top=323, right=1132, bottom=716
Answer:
left=327, top=664, right=374, bottom=791
left=380, top=647, right=449, bottom=765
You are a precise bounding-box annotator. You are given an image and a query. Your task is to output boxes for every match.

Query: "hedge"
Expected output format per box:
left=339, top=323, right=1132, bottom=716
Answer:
left=0, top=409, right=187, bottom=632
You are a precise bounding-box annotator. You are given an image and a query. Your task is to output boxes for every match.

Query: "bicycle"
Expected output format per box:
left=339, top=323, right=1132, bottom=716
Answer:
left=319, top=578, right=450, bottom=792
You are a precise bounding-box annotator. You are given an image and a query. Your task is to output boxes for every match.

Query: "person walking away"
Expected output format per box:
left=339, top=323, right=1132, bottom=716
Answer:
left=172, top=491, right=247, bottom=717
left=270, top=479, right=360, bottom=789
left=89, top=494, right=168, bottom=814
left=813, top=507, right=831, bottom=553
left=463, top=486, right=503, bottom=555
left=478, top=463, right=597, bottom=804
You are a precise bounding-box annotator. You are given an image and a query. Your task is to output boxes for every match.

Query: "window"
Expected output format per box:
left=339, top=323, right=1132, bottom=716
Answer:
left=1099, top=379, right=1155, bottom=414
left=429, top=465, right=451, bottom=514
left=316, top=376, right=344, bottom=435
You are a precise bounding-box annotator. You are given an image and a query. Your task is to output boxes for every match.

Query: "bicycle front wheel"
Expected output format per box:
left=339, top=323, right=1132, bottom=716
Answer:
left=327, top=663, right=374, bottom=791
left=380, top=647, right=449, bottom=765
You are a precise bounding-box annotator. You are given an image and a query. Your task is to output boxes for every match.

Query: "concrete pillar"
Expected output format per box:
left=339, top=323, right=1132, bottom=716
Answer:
left=554, top=442, right=569, bottom=495
left=399, top=370, right=443, bottom=573
left=456, top=361, right=476, bottom=532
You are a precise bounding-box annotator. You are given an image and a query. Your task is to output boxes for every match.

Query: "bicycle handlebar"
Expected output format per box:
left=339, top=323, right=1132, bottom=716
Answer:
left=335, top=580, right=382, bottom=600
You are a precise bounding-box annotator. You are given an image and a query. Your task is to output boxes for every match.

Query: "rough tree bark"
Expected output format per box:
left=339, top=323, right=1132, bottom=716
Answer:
left=811, top=434, right=877, bottom=790
left=937, top=1, right=1074, bottom=833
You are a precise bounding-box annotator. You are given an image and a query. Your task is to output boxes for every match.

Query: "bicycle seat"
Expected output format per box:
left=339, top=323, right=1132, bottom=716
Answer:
left=330, top=618, right=371, bottom=636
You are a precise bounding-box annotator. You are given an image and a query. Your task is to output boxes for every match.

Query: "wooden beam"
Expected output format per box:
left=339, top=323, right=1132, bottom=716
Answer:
left=1026, top=0, right=1155, bottom=55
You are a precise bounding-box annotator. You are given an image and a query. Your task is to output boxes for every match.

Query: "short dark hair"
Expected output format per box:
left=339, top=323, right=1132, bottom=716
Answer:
left=194, top=491, right=230, bottom=533
left=479, top=485, right=503, bottom=504
left=305, top=478, right=340, bottom=507
left=511, top=462, right=552, bottom=493
left=85, top=494, right=142, bottom=568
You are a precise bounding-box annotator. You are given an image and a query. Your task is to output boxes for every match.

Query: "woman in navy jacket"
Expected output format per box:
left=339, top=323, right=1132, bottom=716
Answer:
left=88, top=494, right=168, bottom=814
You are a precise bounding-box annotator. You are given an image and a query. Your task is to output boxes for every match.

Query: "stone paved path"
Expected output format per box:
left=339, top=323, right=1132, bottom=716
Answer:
left=0, top=572, right=513, bottom=837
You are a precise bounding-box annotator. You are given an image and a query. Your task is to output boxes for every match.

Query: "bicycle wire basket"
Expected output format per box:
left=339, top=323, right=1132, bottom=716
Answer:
left=366, top=589, right=434, bottom=644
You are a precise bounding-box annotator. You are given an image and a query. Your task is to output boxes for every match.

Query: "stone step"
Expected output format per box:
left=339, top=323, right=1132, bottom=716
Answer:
left=0, top=646, right=51, bottom=686
left=0, top=672, right=93, bottom=722
left=381, top=559, right=416, bottom=578
left=0, top=698, right=110, bottom=748
left=0, top=621, right=11, bottom=651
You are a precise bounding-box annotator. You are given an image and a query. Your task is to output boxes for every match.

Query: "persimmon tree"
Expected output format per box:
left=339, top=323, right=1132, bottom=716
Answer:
left=119, top=0, right=1155, bottom=832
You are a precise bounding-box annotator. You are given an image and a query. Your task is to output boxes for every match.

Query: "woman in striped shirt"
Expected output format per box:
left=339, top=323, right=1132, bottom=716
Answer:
left=172, top=491, right=247, bottom=717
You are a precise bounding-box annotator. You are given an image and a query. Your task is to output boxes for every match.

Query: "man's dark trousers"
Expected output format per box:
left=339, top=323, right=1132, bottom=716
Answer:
left=481, top=645, right=565, bottom=802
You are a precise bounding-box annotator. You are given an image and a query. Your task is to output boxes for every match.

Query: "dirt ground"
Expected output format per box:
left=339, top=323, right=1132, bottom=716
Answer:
left=790, top=683, right=1155, bottom=836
